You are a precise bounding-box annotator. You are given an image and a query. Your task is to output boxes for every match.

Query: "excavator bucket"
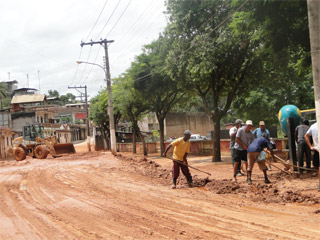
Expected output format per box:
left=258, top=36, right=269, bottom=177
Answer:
left=53, top=143, right=76, bottom=155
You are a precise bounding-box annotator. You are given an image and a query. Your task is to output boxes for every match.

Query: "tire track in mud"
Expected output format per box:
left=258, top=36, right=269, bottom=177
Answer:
left=0, top=152, right=319, bottom=239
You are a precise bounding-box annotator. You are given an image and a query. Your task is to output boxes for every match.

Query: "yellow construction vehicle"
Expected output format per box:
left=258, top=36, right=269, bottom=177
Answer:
left=12, top=124, right=76, bottom=161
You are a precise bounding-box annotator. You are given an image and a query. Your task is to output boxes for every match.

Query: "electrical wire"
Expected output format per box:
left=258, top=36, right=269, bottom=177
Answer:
left=105, top=0, right=133, bottom=38
left=78, top=46, right=93, bottom=83
left=76, top=0, right=158, bottom=87
left=80, top=45, right=103, bottom=84
left=76, top=0, right=123, bottom=83
left=132, top=0, right=250, bottom=83
left=70, top=47, right=83, bottom=85
left=111, top=8, right=164, bottom=62
left=110, top=1, right=164, bottom=62
left=110, top=0, right=156, bottom=49
left=84, top=0, right=109, bottom=42
left=94, top=0, right=122, bottom=41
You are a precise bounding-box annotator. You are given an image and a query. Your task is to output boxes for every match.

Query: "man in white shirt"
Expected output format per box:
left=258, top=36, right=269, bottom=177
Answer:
left=304, top=122, right=320, bottom=190
left=229, top=119, right=243, bottom=176
left=233, top=120, right=254, bottom=182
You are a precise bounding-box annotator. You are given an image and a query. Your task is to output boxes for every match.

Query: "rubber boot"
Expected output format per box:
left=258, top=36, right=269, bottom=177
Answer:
left=263, top=169, right=271, bottom=183
left=187, top=176, right=193, bottom=188
left=172, top=178, right=177, bottom=189
left=247, top=171, right=252, bottom=185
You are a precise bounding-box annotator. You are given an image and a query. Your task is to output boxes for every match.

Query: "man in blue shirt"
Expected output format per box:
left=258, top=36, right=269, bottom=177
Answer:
left=252, top=121, right=270, bottom=139
left=247, top=133, right=275, bottom=185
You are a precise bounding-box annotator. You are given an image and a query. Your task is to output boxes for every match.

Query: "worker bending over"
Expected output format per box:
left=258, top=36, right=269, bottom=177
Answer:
left=247, top=133, right=275, bottom=185
left=163, top=130, right=193, bottom=189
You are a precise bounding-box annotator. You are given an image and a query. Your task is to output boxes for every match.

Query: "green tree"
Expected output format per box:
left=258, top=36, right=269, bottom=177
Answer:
left=230, top=0, right=313, bottom=125
left=60, top=93, right=76, bottom=105
left=47, top=90, right=60, bottom=98
left=133, top=36, right=186, bottom=155
left=47, top=90, right=77, bottom=106
left=90, top=88, right=121, bottom=150
left=89, top=90, right=110, bottom=149
left=166, top=0, right=262, bottom=162
left=0, top=82, right=9, bottom=109
left=113, top=74, right=149, bottom=155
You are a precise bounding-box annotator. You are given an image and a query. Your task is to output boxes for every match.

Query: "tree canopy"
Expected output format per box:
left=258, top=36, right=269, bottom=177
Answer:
left=88, top=0, right=313, bottom=160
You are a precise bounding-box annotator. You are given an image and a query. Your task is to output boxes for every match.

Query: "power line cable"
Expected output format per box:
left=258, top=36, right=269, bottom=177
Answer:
left=78, top=46, right=93, bottom=83
left=132, top=0, right=250, bottom=83
left=84, top=0, right=109, bottom=42
left=70, top=47, right=83, bottom=85
left=94, top=0, right=122, bottom=41
left=110, top=0, right=156, bottom=49
left=78, top=0, right=158, bottom=85
left=80, top=45, right=103, bottom=84
left=105, top=0, right=133, bottom=38
left=111, top=0, right=163, bottom=53
left=111, top=1, right=165, bottom=61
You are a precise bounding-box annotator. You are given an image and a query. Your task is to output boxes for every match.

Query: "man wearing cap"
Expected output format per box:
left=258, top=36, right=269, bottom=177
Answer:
left=163, top=130, right=193, bottom=189
left=252, top=121, right=271, bottom=139
left=229, top=119, right=244, bottom=176
left=247, top=133, right=274, bottom=185
left=253, top=121, right=272, bottom=170
left=233, top=120, right=255, bottom=182
left=295, top=119, right=311, bottom=173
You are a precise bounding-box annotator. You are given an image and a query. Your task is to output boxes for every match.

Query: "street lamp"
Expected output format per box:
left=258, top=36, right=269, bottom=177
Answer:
left=77, top=61, right=106, bottom=74
left=77, top=60, right=117, bottom=154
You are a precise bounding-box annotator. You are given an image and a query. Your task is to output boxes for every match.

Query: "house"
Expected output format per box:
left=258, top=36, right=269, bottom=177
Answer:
left=0, top=127, right=18, bottom=159
left=138, top=112, right=214, bottom=140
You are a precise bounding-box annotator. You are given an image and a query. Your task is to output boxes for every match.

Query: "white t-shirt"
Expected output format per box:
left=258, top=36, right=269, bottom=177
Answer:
left=306, top=122, right=318, bottom=151
left=229, top=126, right=237, bottom=149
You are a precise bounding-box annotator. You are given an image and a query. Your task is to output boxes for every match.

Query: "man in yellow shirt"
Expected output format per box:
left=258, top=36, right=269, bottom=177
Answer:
left=163, top=130, right=193, bottom=189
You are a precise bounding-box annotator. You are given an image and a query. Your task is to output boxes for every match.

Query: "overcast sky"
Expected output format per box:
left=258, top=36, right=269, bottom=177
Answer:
left=0, top=0, right=167, bottom=99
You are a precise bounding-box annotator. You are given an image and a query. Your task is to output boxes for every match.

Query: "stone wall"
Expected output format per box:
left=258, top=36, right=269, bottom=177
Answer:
left=164, top=112, right=213, bottom=138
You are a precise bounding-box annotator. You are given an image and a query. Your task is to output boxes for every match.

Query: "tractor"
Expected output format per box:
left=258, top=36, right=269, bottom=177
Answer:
left=12, top=124, right=76, bottom=161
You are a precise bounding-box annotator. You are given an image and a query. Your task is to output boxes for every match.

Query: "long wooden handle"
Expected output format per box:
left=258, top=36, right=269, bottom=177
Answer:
left=166, top=156, right=212, bottom=176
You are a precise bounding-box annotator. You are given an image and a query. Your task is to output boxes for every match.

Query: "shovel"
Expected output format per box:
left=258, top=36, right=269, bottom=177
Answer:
left=166, top=156, right=211, bottom=176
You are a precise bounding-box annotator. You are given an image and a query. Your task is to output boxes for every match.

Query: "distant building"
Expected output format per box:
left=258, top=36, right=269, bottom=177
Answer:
left=138, top=112, right=214, bottom=140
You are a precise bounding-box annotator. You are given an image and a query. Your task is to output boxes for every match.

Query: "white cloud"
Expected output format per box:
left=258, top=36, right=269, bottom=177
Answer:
left=0, top=0, right=167, bottom=98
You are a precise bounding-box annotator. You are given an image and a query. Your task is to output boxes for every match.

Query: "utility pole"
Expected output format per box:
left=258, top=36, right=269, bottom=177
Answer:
left=80, top=39, right=117, bottom=154
left=26, top=74, right=29, bottom=88
left=68, top=85, right=91, bottom=152
left=38, top=70, right=40, bottom=93
left=307, top=0, right=320, bottom=189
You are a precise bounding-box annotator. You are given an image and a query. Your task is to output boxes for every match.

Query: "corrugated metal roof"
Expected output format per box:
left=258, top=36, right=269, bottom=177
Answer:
left=11, top=94, right=46, bottom=104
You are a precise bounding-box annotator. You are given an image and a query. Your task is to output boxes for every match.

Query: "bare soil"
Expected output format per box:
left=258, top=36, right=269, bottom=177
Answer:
left=1, top=143, right=319, bottom=239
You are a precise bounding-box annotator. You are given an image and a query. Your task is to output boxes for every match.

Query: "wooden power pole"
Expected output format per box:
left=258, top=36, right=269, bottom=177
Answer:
left=307, top=0, right=320, bottom=189
left=80, top=39, right=117, bottom=154
left=68, top=85, right=91, bottom=152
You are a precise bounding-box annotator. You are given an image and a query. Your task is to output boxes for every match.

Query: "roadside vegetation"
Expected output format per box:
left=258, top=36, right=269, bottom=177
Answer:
left=89, top=0, right=314, bottom=161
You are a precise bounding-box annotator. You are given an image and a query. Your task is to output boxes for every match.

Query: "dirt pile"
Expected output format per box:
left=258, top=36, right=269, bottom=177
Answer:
left=249, top=184, right=320, bottom=204
left=116, top=154, right=320, bottom=205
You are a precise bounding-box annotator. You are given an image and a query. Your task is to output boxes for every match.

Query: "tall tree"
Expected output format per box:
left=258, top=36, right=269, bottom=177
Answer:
left=133, top=36, right=185, bottom=155
left=113, top=74, right=149, bottom=155
left=230, top=0, right=313, bottom=124
left=89, top=90, right=110, bottom=149
left=165, top=0, right=262, bottom=162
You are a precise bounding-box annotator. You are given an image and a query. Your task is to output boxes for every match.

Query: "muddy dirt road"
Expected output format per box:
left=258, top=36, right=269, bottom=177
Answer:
left=1, top=147, right=320, bottom=239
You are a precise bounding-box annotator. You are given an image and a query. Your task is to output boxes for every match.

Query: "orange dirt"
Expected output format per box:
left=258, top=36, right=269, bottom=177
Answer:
left=0, top=142, right=319, bottom=239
